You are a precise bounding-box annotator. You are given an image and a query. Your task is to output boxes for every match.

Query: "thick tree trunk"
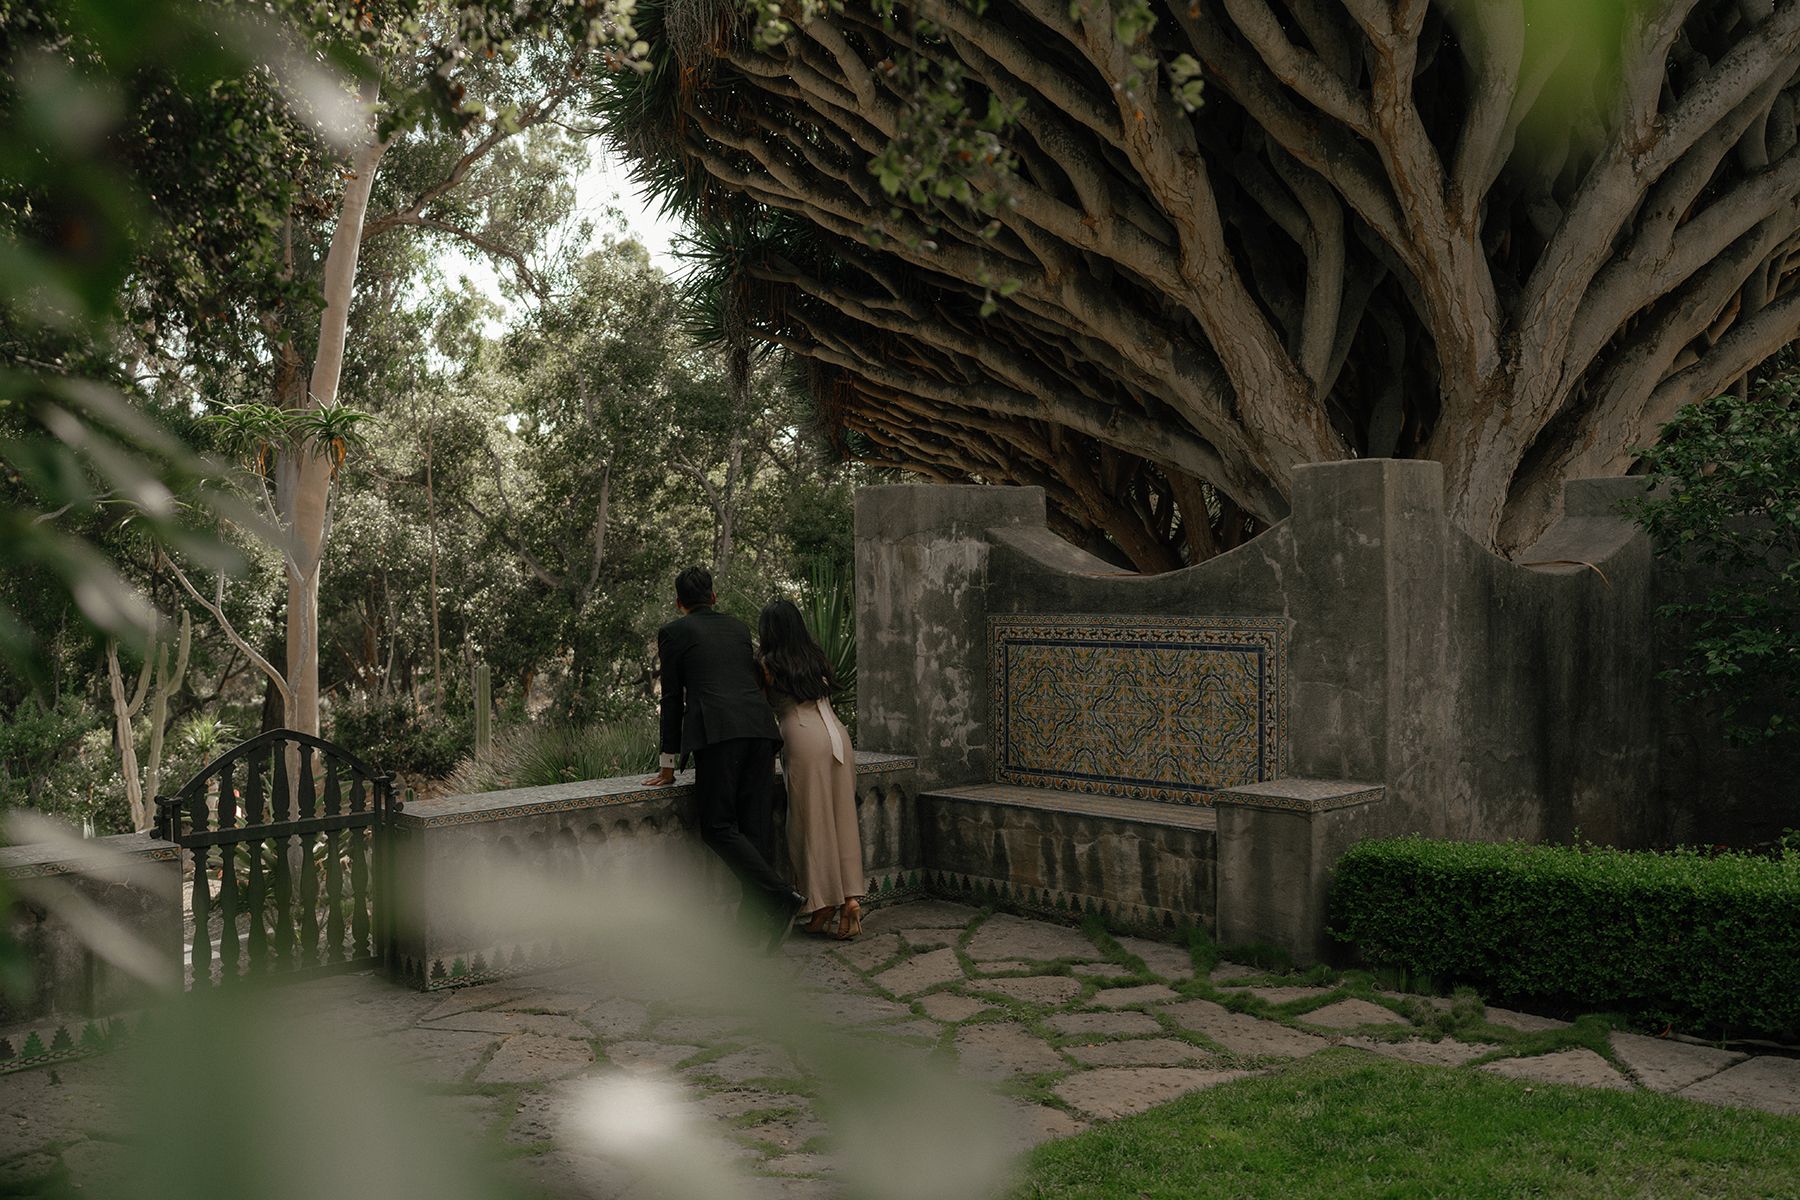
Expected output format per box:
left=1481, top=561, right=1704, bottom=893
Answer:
left=621, top=0, right=1800, bottom=567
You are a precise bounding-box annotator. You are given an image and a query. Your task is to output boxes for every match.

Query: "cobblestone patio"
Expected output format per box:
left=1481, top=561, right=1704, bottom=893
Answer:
left=3, top=900, right=1796, bottom=1197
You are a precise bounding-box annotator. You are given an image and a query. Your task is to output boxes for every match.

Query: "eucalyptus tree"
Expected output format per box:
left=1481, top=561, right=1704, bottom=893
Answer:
left=0, top=0, right=653, bottom=694
left=144, top=18, right=633, bottom=736
left=600, top=0, right=1800, bottom=569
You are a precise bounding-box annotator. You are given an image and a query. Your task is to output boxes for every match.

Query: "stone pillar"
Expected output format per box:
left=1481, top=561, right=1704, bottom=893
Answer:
left=1212, top=779, right=1387, bottom=965
left=1284, top=459, right=1447, bottom=791
left=854, top=485, right=1045, bottom=790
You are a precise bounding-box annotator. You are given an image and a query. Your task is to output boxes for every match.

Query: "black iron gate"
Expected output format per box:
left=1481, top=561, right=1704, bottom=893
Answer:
left=154, top=730, right=398, bottom=987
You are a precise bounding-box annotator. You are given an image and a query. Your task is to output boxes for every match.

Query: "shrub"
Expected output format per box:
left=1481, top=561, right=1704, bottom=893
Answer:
left=329, top=695, right=469, bottom=781
left=444, top=719, right=658, bottom=794
left=0, top=696, right=132, bottom=836
left=1627, top=380, right=1800, bottom=744
left=1331, top=837, right=1800, bottom=1039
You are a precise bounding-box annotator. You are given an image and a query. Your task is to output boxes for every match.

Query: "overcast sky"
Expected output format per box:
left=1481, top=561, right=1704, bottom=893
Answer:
left=432, top=143, right=691, bottom=327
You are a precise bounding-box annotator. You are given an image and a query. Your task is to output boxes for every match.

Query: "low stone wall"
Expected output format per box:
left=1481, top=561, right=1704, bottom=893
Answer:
left=919, top=785, right=1217, bottom=935
left=391, top=754, right=920, bottom=989
left=0, top=833, right=182, bottom=1028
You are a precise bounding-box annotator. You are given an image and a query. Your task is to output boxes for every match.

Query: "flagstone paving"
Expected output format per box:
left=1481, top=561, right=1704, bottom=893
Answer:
left=2, top=898, right=1797, bottom=1197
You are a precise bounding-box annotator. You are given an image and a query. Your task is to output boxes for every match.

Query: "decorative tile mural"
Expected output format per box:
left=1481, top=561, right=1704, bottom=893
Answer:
left=990, top=615, right=1286, bottom=804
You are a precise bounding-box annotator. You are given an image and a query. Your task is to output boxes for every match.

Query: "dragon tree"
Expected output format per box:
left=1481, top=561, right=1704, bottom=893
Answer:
left=601, top=0, right=1800, bottom=570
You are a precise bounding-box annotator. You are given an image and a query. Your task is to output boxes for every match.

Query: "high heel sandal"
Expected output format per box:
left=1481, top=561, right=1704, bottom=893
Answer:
left=804, top=906, right=836, bottom=937
left=833, top=899, right=863, bottom=940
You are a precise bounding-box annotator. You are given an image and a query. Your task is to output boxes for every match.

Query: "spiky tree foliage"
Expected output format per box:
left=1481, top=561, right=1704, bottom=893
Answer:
left=598, top=0, right=1800, bottom=569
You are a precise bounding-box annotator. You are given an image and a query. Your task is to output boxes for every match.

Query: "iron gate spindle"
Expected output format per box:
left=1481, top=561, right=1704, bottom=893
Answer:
left=154, top=729, right=398, bottom=988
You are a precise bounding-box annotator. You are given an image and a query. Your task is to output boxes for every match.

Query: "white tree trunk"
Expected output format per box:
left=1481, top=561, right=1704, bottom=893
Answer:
left=277, top=75, right=388, bottom=737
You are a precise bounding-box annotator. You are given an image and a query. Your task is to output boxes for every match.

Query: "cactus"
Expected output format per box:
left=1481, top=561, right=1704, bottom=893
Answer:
left=142, top=610, right=191, bottom=810
left=473, top=662, right=492, bottom=760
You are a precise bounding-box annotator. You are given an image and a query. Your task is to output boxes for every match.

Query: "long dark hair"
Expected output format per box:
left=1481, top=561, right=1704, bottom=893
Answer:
left=758, top=599, right=835, bottom=702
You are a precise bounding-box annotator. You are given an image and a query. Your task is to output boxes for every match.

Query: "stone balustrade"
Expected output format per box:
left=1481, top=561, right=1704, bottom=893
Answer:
left=390, top=753, right=921, bottom=989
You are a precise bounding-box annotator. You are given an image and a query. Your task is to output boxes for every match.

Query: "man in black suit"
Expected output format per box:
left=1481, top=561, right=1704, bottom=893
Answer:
left=642, top=566, right=804, bottom=949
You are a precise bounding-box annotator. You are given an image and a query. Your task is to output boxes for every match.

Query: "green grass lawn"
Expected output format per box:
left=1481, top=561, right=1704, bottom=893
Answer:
left=1015, top=1050, right=1800, bottom=1199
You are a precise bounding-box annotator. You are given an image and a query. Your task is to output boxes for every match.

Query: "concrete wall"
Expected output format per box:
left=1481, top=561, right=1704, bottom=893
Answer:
left=856, top=461, right=1778, bottom=850
left=0, top=833, right=182, bottom=1026
left=392, top=756, right=920, bottom=988
left=856, top=486, right=1044, bottom=790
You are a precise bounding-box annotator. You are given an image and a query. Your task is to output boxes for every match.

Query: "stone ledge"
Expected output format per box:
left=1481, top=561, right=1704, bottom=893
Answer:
left=399, top=752, right=919, bottom=829
left=0, top=833, right=181, bottom=880
left=924, top=783, right=1218, bottom=831
left=1213, top=779, right=1383, bottom=814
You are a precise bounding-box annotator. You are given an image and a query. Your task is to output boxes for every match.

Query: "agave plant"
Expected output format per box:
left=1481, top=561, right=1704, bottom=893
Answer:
left=176, top=714, right=238, bottom=760
left=445, top=720, right=660, bottom=794
left=801, top=558, right=856, bottom=734
left=202, top=401, right=373, bottom=479
left=204, top=403, right=289, bottom=475
left=290, top=403, right=375, bottom=480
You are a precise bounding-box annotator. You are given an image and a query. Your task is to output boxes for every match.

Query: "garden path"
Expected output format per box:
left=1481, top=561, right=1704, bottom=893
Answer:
left=2, top=900, right=1795, bottom=1197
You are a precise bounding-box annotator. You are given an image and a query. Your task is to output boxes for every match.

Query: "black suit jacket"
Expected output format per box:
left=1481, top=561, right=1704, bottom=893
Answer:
left=657, top=607, right=781, bottom=755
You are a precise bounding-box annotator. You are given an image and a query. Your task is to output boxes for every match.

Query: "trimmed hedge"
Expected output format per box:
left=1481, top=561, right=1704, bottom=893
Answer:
left=1331, top=837, right=1800, bottom=1039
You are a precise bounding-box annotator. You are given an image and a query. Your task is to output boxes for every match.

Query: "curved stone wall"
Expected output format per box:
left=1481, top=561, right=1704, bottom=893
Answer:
left=855, top=460, right=1761, bottom=849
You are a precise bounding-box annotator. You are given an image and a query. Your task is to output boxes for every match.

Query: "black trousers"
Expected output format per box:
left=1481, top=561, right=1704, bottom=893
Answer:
left=692, top=737, right=787, bottom=915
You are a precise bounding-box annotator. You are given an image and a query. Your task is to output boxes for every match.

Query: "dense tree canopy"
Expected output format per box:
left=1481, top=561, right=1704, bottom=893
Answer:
left=1, top=1, right=863, bottom=831
left=603, top=0, right=1800, bottom=569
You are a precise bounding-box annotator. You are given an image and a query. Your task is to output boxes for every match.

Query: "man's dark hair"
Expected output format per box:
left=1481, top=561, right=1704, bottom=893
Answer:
left=675, top=565, right=715, bottom=609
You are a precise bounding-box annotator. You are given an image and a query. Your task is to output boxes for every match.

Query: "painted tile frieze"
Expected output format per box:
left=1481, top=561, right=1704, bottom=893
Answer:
left=990, top=615, right=1286, bottom=804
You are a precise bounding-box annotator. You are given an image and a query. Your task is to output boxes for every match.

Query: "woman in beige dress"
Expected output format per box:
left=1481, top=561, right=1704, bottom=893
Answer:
left=758, top=599, right=864, bottom=939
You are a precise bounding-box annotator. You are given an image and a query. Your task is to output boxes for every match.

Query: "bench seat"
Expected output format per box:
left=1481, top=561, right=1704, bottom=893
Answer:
left=918, top=783, right=1216, bottom=933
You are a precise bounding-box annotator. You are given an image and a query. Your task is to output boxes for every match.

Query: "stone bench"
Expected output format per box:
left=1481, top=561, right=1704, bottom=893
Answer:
left=918, top=783, right=1217, bottom=935
left=914, top=777, right=1387, bottom=963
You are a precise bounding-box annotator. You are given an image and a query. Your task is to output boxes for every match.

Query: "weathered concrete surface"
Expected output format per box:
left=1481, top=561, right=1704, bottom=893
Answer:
left=1048, top=1011, right=1165, bottom=1038
left=857, top=465, right=1777, bottom=863
left=964, top=914, right=1105, bottom=962
left=0, top=834, right=181, bottom=1026
left=1054, top=1066, right=1251, bottom=1119
left=952, top=1022, right=1067, bottom=1079
left=1340, top=1037, right=1499, bottom=1066
left=855, top=484, right=1045, bottom=790
left=1304, top=999, right=1411, bottom=1029
left=1485, top=1006, right=1571, bottom=1033
left=1163, top=999, right=1332, bottom=1058
left=971, top=977, right=1083, bottom=1006
left=1610, top=1032, right=1744, bottom=1094
left=871, top=947, right=962, bottom=996
left=1214, top=780, right=1386, bottom=964
left=1115, top=936, right=1195, bottom=980
left=1088, top=983, right=1181, bottom=1009
left=391, top=756, right=920, bottom=991
left=1066, top=1039, right=1210, bottom=1067
left=921, top=785, right=1216, bottom=932
left=1677, top=1056, right=1800, bottom=1115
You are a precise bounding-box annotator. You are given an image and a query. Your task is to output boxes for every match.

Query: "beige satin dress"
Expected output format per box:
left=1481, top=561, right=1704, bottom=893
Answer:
left=774, top=689, right=864, bottom=910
